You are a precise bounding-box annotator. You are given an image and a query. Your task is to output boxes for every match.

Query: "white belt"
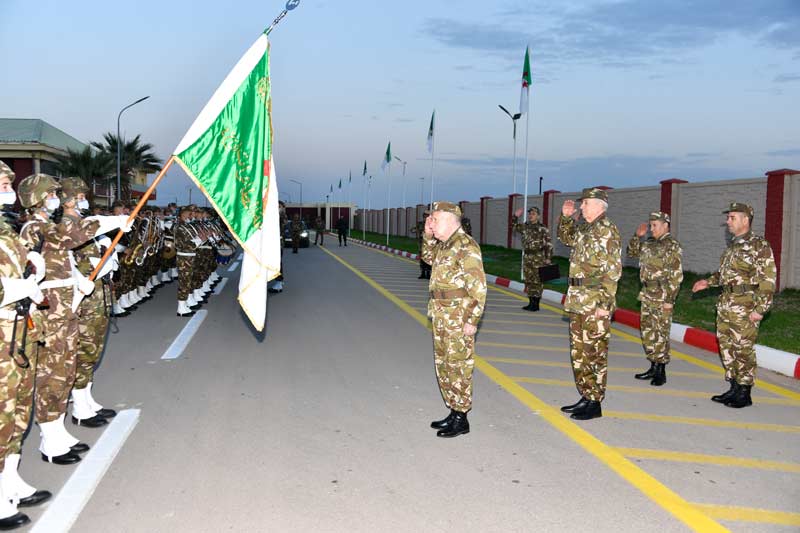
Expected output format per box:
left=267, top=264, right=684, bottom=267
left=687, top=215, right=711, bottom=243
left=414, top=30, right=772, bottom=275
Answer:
left=177, top=252, right=196, bottom=257
left=40, top=278, right=76, bottom=290
left=198, top=245, right=212, bottom=250
left=0, top=308, right=19, bottom=320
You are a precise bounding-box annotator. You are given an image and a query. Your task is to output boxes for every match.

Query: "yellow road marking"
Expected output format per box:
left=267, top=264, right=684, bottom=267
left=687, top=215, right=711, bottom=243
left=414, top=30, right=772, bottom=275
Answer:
left=477, top=341, right=644, bottom=358
left=614, top=447, right=800, bottom=473
left=482, top=318, right=570, bottom=328
left=480, top=309, right=566, bottom=318
left=604, top=411, right=800, bottom=433
left=482, top=356, right=718, bottom=379
left=690, top=504, right=800, bottom=527
left=510, top=377, right=799, bottom=406
left=323, top=245, right=728, bottom=533
left=480, top=328, right=565, bottom=339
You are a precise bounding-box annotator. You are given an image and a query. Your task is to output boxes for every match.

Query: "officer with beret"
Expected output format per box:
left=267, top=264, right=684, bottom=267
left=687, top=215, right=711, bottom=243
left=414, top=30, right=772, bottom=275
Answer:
left=692, top=202, right=776, bottom=408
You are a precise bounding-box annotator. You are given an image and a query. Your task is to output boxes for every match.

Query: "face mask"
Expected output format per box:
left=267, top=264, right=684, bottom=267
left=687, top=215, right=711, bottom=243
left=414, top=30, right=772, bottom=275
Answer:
left=77, top=199, right=90, bottom=210
left=0, top=191, right=16, bottom=205
left=45, top=197, right=60, bottom=212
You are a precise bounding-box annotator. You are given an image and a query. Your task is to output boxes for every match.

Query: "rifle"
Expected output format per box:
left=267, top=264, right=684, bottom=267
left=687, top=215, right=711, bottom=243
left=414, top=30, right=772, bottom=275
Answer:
left=9, top=231, right=49, bottom=368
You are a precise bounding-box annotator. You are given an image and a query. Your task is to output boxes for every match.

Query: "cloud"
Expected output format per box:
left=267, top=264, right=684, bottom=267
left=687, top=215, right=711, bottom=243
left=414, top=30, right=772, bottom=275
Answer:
left=765, top=148, right=800, bottom=157
left=773, top=73, right=800, bottom=83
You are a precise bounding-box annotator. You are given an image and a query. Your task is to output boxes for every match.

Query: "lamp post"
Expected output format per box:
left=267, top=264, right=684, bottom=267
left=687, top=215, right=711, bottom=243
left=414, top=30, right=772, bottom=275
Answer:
left=419, top=177, right=425, bottom=205
left=498, top=105, right=521, bottom=194
left=289, top=178, right=302, bottom=221
left=117, top=96, right=150, bottom=202
left=539, top=176, right=543, bottom=195
left=393, top=156, right=407, bottom=209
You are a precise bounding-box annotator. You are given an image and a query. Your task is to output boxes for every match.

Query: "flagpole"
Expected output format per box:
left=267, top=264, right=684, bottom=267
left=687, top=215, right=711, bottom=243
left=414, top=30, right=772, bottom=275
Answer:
left=362, top=174, right=367, bottom=240
left=429, top=133, right=435, bottom=206
left=386, top=162, right=392, bottom=247
left=347, top=175, right=351, bottom=238
left=89, top=156, right=175, bottom=281
left=520, top=68, right=531, bottom=281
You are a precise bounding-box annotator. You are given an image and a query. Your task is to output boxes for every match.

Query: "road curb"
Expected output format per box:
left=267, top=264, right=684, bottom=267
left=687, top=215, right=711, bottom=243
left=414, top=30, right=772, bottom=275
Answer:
left=347, top=236, right=800, bottom=379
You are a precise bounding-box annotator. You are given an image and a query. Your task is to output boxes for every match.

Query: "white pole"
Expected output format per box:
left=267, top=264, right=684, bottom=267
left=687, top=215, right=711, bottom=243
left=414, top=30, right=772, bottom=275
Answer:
left=429, top=133, right=435, bottom=206
left=362, top=175, right=367, bottom=240
left=520, top=92, right=531, bottom=280
left=512, top=122, right=518, bottom=194
left=386, top=163, right=392, bottom=246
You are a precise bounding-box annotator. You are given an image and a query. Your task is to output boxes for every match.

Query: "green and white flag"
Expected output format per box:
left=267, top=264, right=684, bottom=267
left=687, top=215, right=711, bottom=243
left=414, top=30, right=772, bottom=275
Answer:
left=426, top=110, right=435, bottom=154
left=381, top=142, right=392, bottom=173
left=519, top=46, right=532, bottom=115
left=338, top=178, right=342, bottom=189
left=173, top=33, right=280, bottom=332
left=362, top=160, right=367, bottom=176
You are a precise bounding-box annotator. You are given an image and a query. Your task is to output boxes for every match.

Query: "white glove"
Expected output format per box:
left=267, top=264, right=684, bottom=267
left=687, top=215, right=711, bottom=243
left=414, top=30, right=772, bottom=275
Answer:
left=77, top=274, right=95, bottom=296
left=96, top=236, right=113, bottom=249
left=191, top=237, right=202, bottom=247
left=26, top=251, right=46, bottom=282
left=86, top=215, right=134, bottom=235
left=0, top=276, right=42, bottom=307
left=114, top=244, right=127, bottom=253
left=89, top=256, right=115, bottom=280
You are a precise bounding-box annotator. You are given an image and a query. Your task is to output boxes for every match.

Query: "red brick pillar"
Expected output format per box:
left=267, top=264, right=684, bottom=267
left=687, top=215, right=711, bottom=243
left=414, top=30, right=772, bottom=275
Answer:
left=507, top=193, right=522, bottom=248
left=765, top=168, right=800, bottom=290
left=659, top=178, right=688, bottom=216
left=479, top=196, right=492, bottom=245
left=542, top=189, right=560, bottom=228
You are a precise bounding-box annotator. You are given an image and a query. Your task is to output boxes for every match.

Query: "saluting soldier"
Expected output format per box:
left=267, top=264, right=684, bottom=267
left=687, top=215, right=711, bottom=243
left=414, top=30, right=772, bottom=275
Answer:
left=409, top=211, right=432, bottom=279
left=423, top=202, right=486, bottom=438
left=558, top=188, right=621, bottom=421
left=692, top=202, right=776, bottom=408
left=626, top=212, right=683, bottom=386
left=513, top=206, right=553, bottom=311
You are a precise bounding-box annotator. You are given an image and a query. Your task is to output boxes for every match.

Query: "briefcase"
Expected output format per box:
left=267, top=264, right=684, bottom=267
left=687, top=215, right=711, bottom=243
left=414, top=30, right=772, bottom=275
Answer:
left=538, top=263, right=560, bottom=283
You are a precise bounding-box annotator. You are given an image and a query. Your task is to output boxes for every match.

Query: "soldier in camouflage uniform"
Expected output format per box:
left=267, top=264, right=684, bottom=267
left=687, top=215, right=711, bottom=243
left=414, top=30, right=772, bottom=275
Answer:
left=422, top=202, right=486, bottom=438
left=461, top=217, right=472, bottom=237
left=18, top=174, right=130, bottom=464
left=314, top=216, right=324, bottom=245
left=513, top=206, right=553, bottom=311
left=692, top=202, right=776, bottom=408
left=626, top=212, right=683, bottom=386
left=290, top=213, right=302, bottom=254
left=176, top=207, right=200, bottom=316
left=557, top=188, right=621, bottom=421
left=409, top=212, right=431, bottom=279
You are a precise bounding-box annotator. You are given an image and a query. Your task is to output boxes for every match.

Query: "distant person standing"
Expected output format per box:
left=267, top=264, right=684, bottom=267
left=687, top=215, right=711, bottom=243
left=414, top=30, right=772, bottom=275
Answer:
left=692, top=203, right=776, bottom=408
left=422, top=202, right=486, bottom=438
left=314, top=216, right=325, bottom=246
left=336, top=216, right=348, bottom=247
left=512, top=206, right=552, bottom=312
left=409, top=212, right=431, bottom=279
left=460, top=217, right=472, bottom=237
left=626, top=212, right=683, bottom=386
left=557, top=188, right=621, bottom=421
left=290, top=213, right=302, bottom=254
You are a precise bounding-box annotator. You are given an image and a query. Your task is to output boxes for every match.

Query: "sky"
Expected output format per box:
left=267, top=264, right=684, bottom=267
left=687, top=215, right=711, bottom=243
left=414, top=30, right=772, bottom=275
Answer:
left=2, top=0, right=799, bottom=208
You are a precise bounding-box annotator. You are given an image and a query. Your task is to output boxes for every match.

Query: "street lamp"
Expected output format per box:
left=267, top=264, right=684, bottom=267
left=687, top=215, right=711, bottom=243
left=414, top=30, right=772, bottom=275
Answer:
left=498, top=105, right=521, bottom=194
left=117, top=96, right=150, bottom=202
left=394, top=156, right=407, bottom=209
left=289, top=178, right=302, bottom=221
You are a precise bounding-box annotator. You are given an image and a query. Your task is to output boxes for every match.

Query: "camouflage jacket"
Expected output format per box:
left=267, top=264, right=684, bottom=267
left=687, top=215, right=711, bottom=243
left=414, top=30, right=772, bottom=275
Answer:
left=410, top=222, right=425, bottom=247
left=627, top=232, right=683, bottom=304
left=20, top=214, right=100, bottom=283
left=0, top=220, right=44, bottom=342
left=558, top=214, right=621, bottom=313
left=512, top=217, right=552, bottom=265
left=315, top=217, right=325, bottom=231
left=290, top=220, right=303, bottom=237
left=461, top=219, right=472, bottom=236
left=707, top=231, right=776, bottom=315
left=175, top=221, right=197, bottom=254
left=422, top=227, right=487, bottom=327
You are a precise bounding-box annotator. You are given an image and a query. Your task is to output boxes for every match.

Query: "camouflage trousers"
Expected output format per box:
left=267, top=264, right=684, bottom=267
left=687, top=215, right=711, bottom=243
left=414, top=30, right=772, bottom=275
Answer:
left=35, top=287, right=80, bottom=424
left=431, top=303, right=475, bottom=413
left=640, top=300, right=673, bottom=364
left=522, top=255, right=543, bottom=297
left=177, top=255, right=194, bottom=300
left=74, top=281, right=109, bottom=390
left=0, top=319, right=39, bottom=469
left=568, top=311, right=611, bottom=402
left=716, top=297, right=759, bottom=386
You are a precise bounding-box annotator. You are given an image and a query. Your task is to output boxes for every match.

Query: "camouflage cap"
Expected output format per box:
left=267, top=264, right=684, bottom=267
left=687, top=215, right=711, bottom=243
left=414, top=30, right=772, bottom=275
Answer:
left=648, top=211, right=671, bottom=224
left=60, top=176, right=89, bottom=198
left=0, top=161, right=14, bottom=181
left=579, top=187, right=609, bottom=202
left=431, top=201, right=462, bottom=217
left=17, top=173, right=61, bottom=208
left=527, top=206, right=540, bottom=214
left=723, top=202, right=754, bottom=219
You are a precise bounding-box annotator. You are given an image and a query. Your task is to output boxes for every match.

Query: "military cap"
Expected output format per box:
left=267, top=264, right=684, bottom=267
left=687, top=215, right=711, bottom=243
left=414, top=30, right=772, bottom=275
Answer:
left=723, top=202, right=754, bottom=219
left=648, top=211, right=670, bottom=224
left=59, top=176, right=89, bottom=201
left=17, top=173, right=61, bottom=208
left=0, top=161, right=14, bottom=180
left=579, top=187, right=609, bottom=202
left=431, top=201, right=462, bottom=217
left=527, top=206, right=540, bottom=214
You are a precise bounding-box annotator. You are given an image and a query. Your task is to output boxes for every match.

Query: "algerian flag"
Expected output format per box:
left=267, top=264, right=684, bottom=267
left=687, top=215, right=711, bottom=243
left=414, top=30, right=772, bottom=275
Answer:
left=362, top=160, right=367, bottom=176
left=381, top=142, right=392, bottom=172
left=519, top=46, right=532, bottom=115
left=427, top=110, right=435, bottom=154
left=348, top=171, right=351, bottom=184
left=330, top=184, right=333, bottom=193
left=173, top=32, right=280, bottom=332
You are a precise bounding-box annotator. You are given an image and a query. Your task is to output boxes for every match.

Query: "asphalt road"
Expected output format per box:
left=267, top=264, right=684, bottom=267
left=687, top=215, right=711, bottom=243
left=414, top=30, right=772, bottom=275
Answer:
left=15, top=239, right=800, bottom=532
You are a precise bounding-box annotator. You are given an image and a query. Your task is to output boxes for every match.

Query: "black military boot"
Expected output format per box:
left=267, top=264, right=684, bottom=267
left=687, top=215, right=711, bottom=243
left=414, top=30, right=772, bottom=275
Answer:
left=634, top=362, right=656, bottom=380
left=650, top=363, right=667, bottom=387
left=436, top=411, right=469, bottom=438
left=560, top=397, right=589, bottom=413
left=430, top=410, right=456, bottom=429
left=418, top=268, right=426, bottom=279
left=570, top=401, right=602, bottom=420
left=0, top=512, right=30, bottom=530
left=531, top=297, right=540, bottom=311
left=711, top=380, right=738, bottom=403
left=725, top=384, right=752, bottom=408
left=522, top=298, right=535, bottom=311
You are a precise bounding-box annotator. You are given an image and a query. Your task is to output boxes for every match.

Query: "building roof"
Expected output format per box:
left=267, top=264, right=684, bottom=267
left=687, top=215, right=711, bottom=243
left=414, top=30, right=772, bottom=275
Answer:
left=0, top=118, right=87, bottom=152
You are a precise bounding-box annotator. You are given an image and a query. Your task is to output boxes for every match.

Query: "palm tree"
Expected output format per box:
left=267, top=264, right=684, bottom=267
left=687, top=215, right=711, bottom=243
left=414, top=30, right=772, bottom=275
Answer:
left=53, top=146, right=114, bottom=203
left=91, top=133, right=163, bottom=200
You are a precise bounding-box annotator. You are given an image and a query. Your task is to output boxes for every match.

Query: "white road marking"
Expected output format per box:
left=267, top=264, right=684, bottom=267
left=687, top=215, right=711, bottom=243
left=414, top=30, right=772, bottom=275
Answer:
left=227, top=261, right=240, bottom=272
left=31, top=409, right=141, bottom=533
left=213, top=277, right=229, bottom=295
left=161, top=310, right=208, bottom=360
